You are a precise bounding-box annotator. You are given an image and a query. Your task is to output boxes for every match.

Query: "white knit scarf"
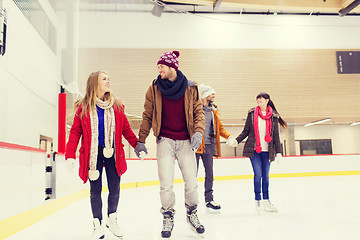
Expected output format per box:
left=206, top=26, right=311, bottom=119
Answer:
left=88, top=97, right=115, bottom=181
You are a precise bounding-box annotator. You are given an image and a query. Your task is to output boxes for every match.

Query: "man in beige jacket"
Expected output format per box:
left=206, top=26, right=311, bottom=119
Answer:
left=135, top=50, right=205, bottom=239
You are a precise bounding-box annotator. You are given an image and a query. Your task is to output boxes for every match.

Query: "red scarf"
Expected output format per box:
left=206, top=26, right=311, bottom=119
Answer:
left=253, top=106, right=273, bottom=153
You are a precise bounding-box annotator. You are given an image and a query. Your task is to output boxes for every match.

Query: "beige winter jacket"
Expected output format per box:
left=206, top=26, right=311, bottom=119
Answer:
left=138, top=79, right=205, bottom=143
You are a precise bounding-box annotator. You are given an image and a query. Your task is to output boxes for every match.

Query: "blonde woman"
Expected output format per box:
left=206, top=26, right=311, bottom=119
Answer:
left=65, top=71, right=139, bottom=239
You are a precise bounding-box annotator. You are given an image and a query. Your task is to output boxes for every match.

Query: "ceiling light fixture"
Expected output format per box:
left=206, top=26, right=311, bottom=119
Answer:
left=304, top=118, right=331, bottom=127
left=350, top=122, right=360, bottom=126
left=213, top=0, right=222, bottom=11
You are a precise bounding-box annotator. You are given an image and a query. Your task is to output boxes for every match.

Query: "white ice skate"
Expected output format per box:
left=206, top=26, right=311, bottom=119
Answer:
left=255, top=200, right=262, bottom=213
left=90, top=218, right=105, bottom=240
left=206, top=201, right=221, bottom=214
left=105, top=212, right=123, bottom=238
left=262, top=199, right=278, bottom=212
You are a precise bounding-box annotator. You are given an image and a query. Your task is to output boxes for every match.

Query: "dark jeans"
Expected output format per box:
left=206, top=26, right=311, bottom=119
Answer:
left=250, top=151, right=271, bottom=201
left=196, top=144, right=214, bottom=202
left=90, top=146, right=121, bottom=221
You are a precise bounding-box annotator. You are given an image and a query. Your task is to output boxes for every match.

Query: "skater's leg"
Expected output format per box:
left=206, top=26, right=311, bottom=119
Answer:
left=250, top=151, right=262, bottom=201
left=175, top=139, right=199, bottom=209
left=260, top=151, right=270, bottom=200
left=103, top=151, right=123, bottom=238
left=201, top=144, right=214, bottom=203
left=89, top=147, right=105, bottom=221
left=157, top=137, right=176, bottom=213
left=104, top=155, right=120, bottom=215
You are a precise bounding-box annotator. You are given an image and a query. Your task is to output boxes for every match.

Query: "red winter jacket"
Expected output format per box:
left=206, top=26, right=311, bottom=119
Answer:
left=65, top=105, right=138, bottom=183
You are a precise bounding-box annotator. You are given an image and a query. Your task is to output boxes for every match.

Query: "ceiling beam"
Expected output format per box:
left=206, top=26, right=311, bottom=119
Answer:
left=339, top=0, right=360, bottom=16
left=163, top=0, right=360, bottom=13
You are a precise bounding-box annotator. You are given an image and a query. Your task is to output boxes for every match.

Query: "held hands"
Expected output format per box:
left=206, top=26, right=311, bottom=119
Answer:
left=66, top=158, right=76, bottom=173
left=134, top=141, right=148, bottom=159
left=226, top=135, right=238, bottom=147
left=274, top=153, right=282, bottom=163
left=191, top=132, right=203, bottom=151
left=139, top=151, right=147, bottom=161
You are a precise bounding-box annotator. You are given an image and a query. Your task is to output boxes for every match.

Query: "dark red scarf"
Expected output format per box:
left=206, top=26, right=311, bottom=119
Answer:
left=254, top=106, right=273, bottom=153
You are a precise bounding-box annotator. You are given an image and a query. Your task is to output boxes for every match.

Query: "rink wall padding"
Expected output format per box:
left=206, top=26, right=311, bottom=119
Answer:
left=0, top=145, right=359, bottom=239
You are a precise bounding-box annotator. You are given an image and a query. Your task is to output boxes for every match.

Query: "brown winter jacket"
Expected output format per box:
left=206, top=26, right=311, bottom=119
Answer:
left=236, top=108, right=282, bottom=161
left=138, top=78, right=205, bottom=143
left=196, top=104, right=231, bottom=157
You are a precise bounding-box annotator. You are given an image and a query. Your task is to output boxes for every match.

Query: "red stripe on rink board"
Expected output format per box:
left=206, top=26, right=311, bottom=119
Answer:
left=278, top=153, right=360, bottom=157
left=0, top=141, right=45, bottom=153
left=125, top=153, right=360, bottom=160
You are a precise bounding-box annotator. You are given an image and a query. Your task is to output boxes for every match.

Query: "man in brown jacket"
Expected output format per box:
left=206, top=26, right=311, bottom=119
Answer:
left=196, top=84, right=237, bottom=213
left=134, top=50, right=205, bottom=239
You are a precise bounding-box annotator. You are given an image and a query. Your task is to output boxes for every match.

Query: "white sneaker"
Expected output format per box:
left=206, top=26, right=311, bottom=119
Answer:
left=262, top=199, right=278, bottom=212
left=90, top=218, right=105, bottom=240
left=255, top=200, right=262, bottom=213
left=105, top=212, right=123, bottom=238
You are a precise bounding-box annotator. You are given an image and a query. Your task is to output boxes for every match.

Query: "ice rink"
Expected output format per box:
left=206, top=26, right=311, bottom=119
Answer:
left=2, top=1, right=360, bottom=239
left=4, top=174, right=360, bottom=240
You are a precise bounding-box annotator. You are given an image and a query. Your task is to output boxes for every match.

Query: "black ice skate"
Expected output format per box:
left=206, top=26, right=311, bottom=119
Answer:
left=206, top=201, right=221, bottom=214
left=161, top=211, right=174, bottom=239
left=186, top=207, right=205, bottom=237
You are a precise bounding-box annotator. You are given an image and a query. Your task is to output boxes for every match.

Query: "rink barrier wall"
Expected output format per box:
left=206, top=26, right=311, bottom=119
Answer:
left=1, top=142, right=360, bottom=239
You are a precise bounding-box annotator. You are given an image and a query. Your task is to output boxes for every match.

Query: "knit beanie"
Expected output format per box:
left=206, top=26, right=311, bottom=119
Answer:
left=198, top=84, right=216, bottom=99
left=157, top=51, right=180, bottom=70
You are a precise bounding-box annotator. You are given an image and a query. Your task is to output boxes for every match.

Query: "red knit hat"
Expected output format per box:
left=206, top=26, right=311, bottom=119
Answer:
left=157, top=51, right=180, bottom=70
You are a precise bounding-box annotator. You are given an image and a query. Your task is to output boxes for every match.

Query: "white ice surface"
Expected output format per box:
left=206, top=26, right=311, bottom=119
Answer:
left=5, top=175, right=360, bottom=240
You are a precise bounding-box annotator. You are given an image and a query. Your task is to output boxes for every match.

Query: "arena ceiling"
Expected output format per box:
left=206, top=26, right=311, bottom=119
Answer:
left=54, top=0, right=360, bottom=16
left=61, top=0, right=360, bottom=129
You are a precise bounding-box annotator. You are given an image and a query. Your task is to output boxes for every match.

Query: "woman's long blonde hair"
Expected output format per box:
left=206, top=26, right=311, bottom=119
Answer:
left=75, top=71, right=123, bottom=118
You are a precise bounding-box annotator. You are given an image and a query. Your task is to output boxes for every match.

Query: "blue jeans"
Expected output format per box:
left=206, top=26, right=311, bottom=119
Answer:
left=250, top=151, right=271, bottom=201
left=90, top=146, right=121, bottom=221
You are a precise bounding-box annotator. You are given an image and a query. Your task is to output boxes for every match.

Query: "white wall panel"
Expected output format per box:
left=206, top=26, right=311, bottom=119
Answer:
left=78, top=12, right=360, bottom=49
left=294, top=125, right=360, bottom=154
left=0, top=148, right=46, bottom=221
left=0, top=0, right=59, bottom=148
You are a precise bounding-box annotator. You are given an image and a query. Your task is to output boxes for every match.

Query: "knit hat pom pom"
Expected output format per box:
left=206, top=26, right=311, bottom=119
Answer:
left=255, top=146, right=262, bottom=153
left=89, top=170, right=100, bottom=181
left=265, top=135, right=272, bottom=143
left=173, top=51, right=180, bottom=57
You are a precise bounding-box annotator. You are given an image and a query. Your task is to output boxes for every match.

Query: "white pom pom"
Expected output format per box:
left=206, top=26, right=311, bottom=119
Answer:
left=89, top=170, right=99, bottom=181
